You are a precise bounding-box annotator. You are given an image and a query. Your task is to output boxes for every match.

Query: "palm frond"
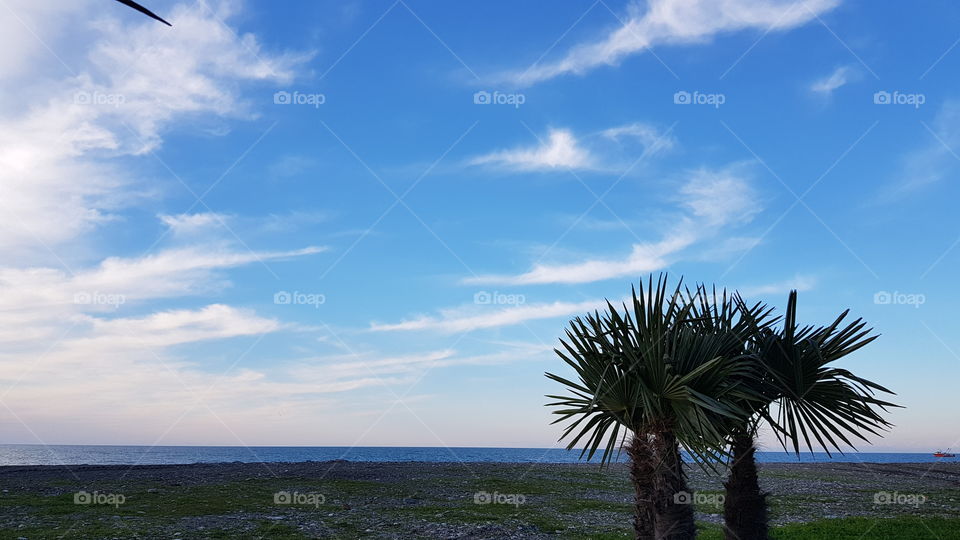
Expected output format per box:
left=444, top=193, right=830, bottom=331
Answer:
left=739, top=291, right=900, bottom=456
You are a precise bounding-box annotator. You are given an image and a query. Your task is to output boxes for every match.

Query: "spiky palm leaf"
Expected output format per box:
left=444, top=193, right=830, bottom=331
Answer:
left=738, top=291, right=898, bottom=455
left=545, top=275, right=762, bottom=465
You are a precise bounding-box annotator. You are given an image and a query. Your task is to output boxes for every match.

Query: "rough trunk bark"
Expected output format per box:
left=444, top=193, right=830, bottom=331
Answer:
left=723, top=431, right=769, bottom=540
left=626, top=434, right=656, bottom=539
left=650, top=430, right=697, bottom=540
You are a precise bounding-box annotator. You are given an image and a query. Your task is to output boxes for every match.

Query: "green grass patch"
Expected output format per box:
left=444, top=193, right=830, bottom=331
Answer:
left=771, top=516, right=960, bottom=539
left=695, top=516, right=960, bottom=539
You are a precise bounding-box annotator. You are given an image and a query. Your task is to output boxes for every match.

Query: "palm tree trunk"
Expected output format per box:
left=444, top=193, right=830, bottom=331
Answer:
left=723, top=431, right=768, bottom=540
left=626, top=434, right=656, bottom=539
left=650, top=429, right=697, bottom=539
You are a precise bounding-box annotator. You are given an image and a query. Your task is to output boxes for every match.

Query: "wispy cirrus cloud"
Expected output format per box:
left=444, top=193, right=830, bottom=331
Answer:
left=371, top=298, right=609, bottom=333
left=738, top=274, right=817, bottom=297
left=465, top=164, right=760, bottom=285
left=501, top=0, right=840, bottom=86
left=876, top=100, right=960, bottom=202
left=810, top=65, right=856, bottom=95
left=469, top=128, right=594, bottom=171
left=468, top=122, right=675, bottom=172
left=291, top=343, right=551, bottom=381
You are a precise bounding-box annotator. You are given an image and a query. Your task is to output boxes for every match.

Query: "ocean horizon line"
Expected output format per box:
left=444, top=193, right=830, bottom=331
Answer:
left=1, top=444, right=951, bottom=467
left=0, top=443, right=935, bottom=453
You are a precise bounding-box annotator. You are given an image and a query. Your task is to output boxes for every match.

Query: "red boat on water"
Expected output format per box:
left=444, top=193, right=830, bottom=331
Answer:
left=934, top=451, right=956, bottom=458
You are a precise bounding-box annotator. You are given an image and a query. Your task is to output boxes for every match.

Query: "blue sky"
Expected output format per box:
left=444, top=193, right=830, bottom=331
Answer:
left=1, top=0, right=958, bottom=453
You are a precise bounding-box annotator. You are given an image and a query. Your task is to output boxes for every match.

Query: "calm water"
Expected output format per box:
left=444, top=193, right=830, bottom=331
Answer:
left=0, top=445, right=949, bottom=466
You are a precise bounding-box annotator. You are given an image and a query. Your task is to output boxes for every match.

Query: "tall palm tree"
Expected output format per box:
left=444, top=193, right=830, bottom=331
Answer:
left=721, top=291, right=898, bottom=540
left=113, top=0, right=172, bottom=26
left=546, top=276, right=762, bottom=539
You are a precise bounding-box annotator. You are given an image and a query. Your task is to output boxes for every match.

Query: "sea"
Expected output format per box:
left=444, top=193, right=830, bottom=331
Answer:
left=0, top=445, right=949, bottom=466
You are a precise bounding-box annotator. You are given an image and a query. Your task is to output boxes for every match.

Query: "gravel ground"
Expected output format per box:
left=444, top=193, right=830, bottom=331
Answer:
left=0, top=460, right=958, bottom=538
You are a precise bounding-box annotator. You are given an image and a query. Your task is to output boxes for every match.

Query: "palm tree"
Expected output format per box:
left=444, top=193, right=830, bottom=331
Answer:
left=113, top=0, right=172, bottom=26
left=546, top=276, right=761, bottom=539
left=720, top=291, right=898, bottom=540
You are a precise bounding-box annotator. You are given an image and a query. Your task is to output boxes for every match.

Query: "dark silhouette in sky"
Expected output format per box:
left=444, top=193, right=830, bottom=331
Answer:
left=113, top=0, right=172, bottom=26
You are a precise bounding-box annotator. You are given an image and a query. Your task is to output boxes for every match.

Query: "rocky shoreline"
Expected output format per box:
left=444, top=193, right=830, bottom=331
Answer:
left=1, top=460, right=958, bottom=538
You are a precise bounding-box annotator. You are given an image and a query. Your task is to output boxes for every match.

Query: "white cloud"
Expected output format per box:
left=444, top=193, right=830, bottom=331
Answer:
left=285, top=343, right=552, bottom=391
left=466, top=164, right=760, bottom=285
left=0, top=238, right=331, bottom=443
left=0, top=241, right=325, bottom=350
left=371, top=299, right=610, bottom=333
left=470, top=128, right=594, bottom=171
left=0, top=2, right=357, bottom=444
left=160, top=212, right=229, bottom=236
left=73, top=304, right=279, bottom=350
left=294, top=350, right=459, bottom=381
left=679, top=166, right=760, bottom=226
left=739, top=274, right=817, bottom=297
left=810, top=66, right=853, bottom=95
left=12, top=244, right=321, bottom=307
left=0, top=0, right=89, bottom=81
left=601, top=122, right=677, bottom=153
left=464, top=236, right=691, bottom=286
left=878, top=101, right=960, bottom=201
left=0, top=0, right=306, bottom=257
left=504, top=0, right=840, bottom=86
left=469, top=123, right=674, bottom=172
